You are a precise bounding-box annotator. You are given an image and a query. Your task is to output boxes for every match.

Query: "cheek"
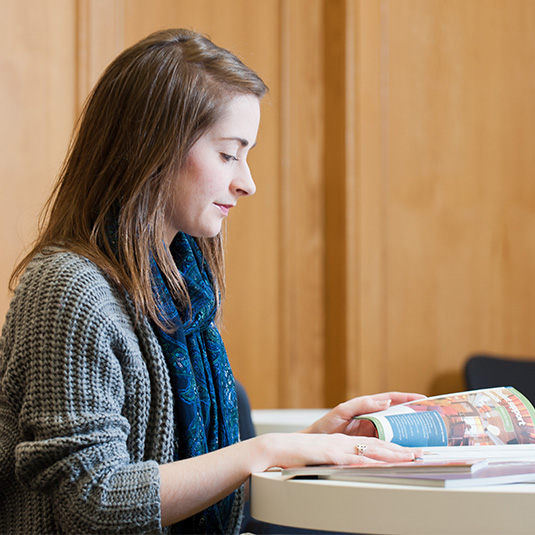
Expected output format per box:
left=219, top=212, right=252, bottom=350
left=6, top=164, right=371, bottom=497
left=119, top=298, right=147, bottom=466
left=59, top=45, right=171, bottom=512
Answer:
left=180, top=152, right=223, bottom=204
left=194, top=167, right=223, bottom=197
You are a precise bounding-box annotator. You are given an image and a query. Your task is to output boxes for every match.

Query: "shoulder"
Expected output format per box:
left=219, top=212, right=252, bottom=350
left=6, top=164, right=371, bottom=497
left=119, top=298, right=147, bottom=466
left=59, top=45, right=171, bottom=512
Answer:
left=7, top=249, right=132, bottom=335
left=20, top=249, right=109, bottom=289
left=2, top=250, right=161, bottom=384
left=18, top=249, right=118, bottom=301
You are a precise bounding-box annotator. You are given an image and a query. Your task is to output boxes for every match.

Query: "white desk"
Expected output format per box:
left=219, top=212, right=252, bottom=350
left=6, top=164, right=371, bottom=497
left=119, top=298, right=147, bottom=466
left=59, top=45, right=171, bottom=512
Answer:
left=252, top=409, right=330, bottom=435
left=250, top=471, right=535, bottom=535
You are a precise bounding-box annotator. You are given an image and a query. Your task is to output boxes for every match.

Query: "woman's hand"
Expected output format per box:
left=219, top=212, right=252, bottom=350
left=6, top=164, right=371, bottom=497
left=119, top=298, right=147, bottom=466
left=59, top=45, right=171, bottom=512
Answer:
left=256, top=432, right=416, bottom=469
left=303, top=392, right=426, bottom=436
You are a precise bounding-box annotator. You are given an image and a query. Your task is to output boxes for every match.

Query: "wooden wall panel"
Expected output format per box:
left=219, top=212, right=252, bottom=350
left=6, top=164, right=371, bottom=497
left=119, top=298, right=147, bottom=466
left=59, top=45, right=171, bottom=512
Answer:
left=323, top=0, right=351, bottom=406
left=351, top=0, right=535, bottom=399
left=347, top=1, right=387, bottom=399
left=3, top=0, right=535, bottom=411
left=76, top=0, right=125, bottom=107
left=0, top=0, right=77, bottom=321
left=387, top=0, right=535, bottom=395
left=278, top=0, right=326, bottom=407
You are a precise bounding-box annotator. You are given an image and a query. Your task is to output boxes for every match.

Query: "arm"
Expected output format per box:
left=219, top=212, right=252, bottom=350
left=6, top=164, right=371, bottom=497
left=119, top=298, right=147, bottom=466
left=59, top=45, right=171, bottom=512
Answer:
left=159, top=429, right=416, bottom=527
left=10, top=254, right=163, bottom=533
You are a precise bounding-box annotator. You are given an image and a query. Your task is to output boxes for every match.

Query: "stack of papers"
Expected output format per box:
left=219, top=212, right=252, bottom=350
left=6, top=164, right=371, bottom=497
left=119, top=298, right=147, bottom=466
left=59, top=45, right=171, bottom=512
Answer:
left=282, top=445, right=535, bottom=488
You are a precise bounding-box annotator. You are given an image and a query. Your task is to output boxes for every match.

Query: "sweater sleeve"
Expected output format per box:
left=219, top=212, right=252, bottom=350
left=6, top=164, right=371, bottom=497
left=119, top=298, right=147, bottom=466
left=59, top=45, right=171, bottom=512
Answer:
left=5, top=253, right=163, bottom=534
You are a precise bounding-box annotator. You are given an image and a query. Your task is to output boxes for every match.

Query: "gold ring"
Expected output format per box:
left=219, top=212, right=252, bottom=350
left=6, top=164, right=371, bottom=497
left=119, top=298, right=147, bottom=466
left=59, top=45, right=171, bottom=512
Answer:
left=355, top=444, right=368, bottom=456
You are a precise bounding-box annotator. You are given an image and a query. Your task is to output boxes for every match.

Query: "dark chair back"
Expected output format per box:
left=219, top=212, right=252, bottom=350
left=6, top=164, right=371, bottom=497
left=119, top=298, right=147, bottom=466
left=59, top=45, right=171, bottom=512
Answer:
left=235, top=379, right=256, bottom=440
left=465, top=353, right=535, bottom=406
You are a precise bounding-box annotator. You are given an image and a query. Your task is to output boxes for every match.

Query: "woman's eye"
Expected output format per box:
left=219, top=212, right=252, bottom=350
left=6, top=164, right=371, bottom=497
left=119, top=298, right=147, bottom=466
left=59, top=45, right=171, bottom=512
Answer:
left=220, top=153, right=238, bottom=162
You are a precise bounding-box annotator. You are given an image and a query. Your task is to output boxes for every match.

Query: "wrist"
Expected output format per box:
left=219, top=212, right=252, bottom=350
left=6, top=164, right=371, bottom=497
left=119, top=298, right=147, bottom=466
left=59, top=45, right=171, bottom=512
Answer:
left=245, top=434, right=283, bottom=472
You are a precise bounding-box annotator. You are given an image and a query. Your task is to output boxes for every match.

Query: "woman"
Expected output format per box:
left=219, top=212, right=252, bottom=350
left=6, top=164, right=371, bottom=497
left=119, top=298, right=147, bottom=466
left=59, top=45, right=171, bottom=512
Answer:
left=0, top=29, right=422, bottom=534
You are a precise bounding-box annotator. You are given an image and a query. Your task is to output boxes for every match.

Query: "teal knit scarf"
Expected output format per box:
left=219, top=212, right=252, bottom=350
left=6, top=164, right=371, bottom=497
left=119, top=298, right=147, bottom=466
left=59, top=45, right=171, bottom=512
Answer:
left=149, top=233, right=241, bottom=534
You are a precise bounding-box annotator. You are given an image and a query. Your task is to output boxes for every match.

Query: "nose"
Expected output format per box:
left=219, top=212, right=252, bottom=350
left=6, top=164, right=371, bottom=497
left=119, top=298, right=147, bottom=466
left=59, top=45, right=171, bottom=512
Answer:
left=233, top=162, right=256, bottom=197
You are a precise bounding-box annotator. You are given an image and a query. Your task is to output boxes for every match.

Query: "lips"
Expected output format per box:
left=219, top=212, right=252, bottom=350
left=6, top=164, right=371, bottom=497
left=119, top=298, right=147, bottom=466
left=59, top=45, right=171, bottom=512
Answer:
left=214, top=203, right=233, bottom=216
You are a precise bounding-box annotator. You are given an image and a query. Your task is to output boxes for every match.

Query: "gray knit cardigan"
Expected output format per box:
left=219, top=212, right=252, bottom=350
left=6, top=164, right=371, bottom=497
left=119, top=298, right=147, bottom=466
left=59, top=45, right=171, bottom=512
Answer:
left=0, top=250, right=243, bottom=534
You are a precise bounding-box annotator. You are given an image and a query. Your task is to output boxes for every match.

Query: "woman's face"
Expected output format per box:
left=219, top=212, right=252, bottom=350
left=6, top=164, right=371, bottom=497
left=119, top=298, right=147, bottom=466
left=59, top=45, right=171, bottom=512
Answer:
left=164, top=94, right=261, bottom=244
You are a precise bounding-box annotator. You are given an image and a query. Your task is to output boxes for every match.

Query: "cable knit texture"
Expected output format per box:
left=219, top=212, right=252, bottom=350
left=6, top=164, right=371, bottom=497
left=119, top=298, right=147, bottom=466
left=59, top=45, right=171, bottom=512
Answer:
left=0, top=250, right=243, bottom=534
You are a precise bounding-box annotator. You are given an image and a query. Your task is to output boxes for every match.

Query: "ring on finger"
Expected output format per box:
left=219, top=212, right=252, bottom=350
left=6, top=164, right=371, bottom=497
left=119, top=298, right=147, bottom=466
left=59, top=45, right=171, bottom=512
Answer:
left=355, top=443, right=368, bottom=456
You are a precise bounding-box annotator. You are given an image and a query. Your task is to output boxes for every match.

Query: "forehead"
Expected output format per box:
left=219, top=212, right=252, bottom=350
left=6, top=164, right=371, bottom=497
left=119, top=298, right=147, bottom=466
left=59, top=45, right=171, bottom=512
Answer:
left=209, top=94, right=261, bottom=140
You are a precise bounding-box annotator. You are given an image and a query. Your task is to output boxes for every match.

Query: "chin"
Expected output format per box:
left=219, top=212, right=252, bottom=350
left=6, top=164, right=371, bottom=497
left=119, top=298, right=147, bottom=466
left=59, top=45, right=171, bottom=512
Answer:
left=189, top=226, right=223, bottom=239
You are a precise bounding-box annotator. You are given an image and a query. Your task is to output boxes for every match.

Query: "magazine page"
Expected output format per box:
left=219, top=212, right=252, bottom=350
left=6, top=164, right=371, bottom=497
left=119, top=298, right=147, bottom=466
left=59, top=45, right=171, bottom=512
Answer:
left=281, top=458, right=488, bottom=481
left=420, top=444, right=535, bottom=461
left=355, top=387, right=535, bottom=447
left=325, top=461, right=535, bottom=488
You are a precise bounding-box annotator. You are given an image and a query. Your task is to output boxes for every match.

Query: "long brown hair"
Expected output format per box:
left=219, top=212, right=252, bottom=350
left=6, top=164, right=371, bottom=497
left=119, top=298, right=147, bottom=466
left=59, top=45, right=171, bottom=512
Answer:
left=10, top=28, right=268, bottom=328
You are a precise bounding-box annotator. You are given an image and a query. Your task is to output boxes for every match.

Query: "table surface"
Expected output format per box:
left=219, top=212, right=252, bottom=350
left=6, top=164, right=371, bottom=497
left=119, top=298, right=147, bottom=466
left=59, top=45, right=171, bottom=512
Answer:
left=250, top=470, right=535, bottom=535
left=251, top=408, right=330, bottom=435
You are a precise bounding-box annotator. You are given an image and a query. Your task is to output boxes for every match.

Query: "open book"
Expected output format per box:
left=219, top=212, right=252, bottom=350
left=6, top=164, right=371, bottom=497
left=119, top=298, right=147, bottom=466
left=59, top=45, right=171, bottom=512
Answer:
left=355, top=386, right=535, bottom=447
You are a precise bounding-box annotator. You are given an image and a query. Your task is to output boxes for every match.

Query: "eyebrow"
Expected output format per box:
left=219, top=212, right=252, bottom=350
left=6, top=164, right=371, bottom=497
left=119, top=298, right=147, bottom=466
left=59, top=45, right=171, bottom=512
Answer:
left=220, top=136, right=257, bottom=149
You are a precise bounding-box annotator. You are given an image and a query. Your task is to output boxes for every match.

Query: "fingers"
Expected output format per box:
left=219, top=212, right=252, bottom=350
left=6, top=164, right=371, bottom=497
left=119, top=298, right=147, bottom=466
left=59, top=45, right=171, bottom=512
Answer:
left=349, top=419, right=379, bottom=437
left=326, top=437, right=416, bottom=467
left=350, top=438, right=416, bottom=464
left=337, top=391, right=427, bottom=419
left=379, top=392, right=427, bottom=406
left=267, top=432, right=417, bottom=469
left=332, top=396, right=391, bottom=421
left=304, top=391, right=427, bottom=436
